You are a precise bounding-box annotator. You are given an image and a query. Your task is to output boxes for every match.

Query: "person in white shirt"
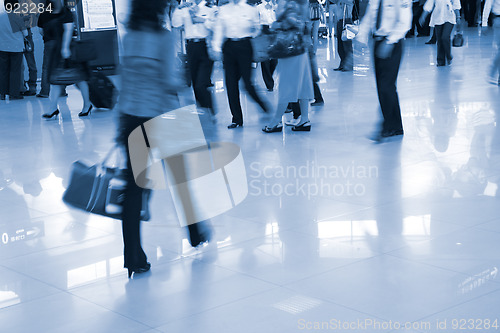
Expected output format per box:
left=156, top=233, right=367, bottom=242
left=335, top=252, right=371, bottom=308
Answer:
left=212, top=0, right=271, bottom=128
left=257, top=0, right=278, bottom=91
left=420, top=0, right=461, bottom=66
left=172, top=0, right=217, bottom=114
left=482, top=0, right=500, bottom=84
left=356, top=0, right=412, bottom=142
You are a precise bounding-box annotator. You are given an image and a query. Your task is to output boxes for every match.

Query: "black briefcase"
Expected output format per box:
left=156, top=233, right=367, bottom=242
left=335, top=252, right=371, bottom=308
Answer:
left=63, top=149, right=151, bottom=221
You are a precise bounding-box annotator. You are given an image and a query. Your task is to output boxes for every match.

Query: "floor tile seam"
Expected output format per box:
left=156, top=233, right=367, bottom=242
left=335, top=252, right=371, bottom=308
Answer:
left=135, top=286, right=284, bottom=328
left=278, top=284, right=400, bottom=322
left=40, top=211, right=122, bottom=236
left=0, top=232, right=123, bottom=263
left=63, top=290, right=158, bottom=330
left=279, top=254, right=385, bottom=288
left=384, top=252, right=500, bottom=282
left=194, top=250, right=379, bottom=289
left=414, top=288, right=500, bottom=324
left=0, top=290, right=68, bottom=314
left=191, top=256, right=288, bottom=288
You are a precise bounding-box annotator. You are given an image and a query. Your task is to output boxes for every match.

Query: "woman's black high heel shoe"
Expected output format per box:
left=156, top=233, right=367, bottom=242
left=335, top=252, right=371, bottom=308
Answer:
left=127, top=262, right=151, bottom=278
left=78, top=105, right=93, bottom=117
left=291, top=121, right=311, bottom=132
left=262, top=123, right=283, bottom=133
left=42, top=109, right=60, bottom=119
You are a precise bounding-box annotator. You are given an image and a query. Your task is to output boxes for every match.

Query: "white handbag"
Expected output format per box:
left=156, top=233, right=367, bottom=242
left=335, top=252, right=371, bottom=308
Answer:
left=341, top=3, right=359, bottom=41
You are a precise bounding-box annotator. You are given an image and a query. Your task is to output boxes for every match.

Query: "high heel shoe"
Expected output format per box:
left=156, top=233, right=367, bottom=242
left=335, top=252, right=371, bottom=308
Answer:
left=78, top=105, right=93, bottom=117
left=262, top=123, right=283, bottom=133
left=127, top=262, right=151, bottom=278
left=42, top=109, right=59, bottom=119
left=291, top=121, right=311, bottom=132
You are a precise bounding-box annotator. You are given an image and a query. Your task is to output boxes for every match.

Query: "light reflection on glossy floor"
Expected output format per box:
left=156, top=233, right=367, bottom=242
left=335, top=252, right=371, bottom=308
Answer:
left=1, top=29, right=500, bottom=333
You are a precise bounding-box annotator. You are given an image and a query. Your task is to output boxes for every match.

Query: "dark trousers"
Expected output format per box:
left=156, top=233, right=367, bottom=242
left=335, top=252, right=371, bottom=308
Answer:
left=435, top=22, right=454, bottom=66
left=336, top=19, right=353, bottom=70
left=223, top=39, right=268, bottom=125
left=261, top=59, right=277, bottom=90
left=0, top=51, right=23, bottom=97
left=23, top=29, right=37, bottom=91
left=118, top=113, right=151, bottom=269
left=40, top=39, right=57, bottom=96
left=374, top=39, right=403, bottom=133
left=461, top=0, right=477, bottom=25
left=186, top=40, right=214, bottom=111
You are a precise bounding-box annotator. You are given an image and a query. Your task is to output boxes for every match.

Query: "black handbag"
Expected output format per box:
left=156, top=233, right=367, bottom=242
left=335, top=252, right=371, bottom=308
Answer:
left=70, top=39, right=98, bottom=63
left=63, top=147, right=151, bottom=221
left=268, top=6, right=307, bottom=59
left=268, top=28, right=306, bottom=59
left=50, top=59, right=88, bottom=85
left=252, top=34, right=272, bottom=62
left=452, top=33, right=464, bottom=47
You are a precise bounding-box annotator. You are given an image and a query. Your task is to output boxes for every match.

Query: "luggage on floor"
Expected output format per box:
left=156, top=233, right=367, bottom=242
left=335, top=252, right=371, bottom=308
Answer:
left=88, top=72, right=118, bottom=109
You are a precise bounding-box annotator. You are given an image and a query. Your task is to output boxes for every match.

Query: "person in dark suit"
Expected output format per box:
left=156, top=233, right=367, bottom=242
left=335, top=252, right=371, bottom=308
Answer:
left=356, top=0, right=412, bottom=142
left=211, top=0, right=271, bottom=128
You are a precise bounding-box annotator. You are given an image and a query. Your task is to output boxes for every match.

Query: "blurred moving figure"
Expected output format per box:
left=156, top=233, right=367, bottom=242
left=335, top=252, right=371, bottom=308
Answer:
left=309, top=0, right=323, bottom=53
left=212, top=0, right=271, bottom=128
left=116, top=0, right=179, bottom=278
left=172, top=0, right=217, bottom=115
left=334, top=0, right=354, bottom=71
left=257, top=0, right=278, bottom=91
left=21, top=14, right=38, bottom=96
left=483, top=0, right=500, bottom=85
left=0, top=0, right=27, bottom=100
left=357, top=0, right=411, bottom=142
left=39, top=0, right=92, bottom=119
left=420, top=0, right=461, bottom=66
left=263, top=0, right=314, bottom=133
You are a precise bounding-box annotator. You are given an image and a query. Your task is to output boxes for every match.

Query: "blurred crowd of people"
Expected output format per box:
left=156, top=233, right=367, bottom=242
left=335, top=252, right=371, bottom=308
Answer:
left=1, top=0, right=499, bottom=278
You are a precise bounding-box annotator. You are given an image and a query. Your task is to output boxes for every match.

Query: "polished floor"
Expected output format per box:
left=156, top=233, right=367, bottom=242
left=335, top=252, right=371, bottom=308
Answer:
left=1, top=27, right=500, bottom=333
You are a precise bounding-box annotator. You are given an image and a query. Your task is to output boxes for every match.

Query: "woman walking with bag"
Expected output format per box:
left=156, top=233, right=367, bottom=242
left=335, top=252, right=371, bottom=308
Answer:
left=334, top=0, right=354, bottom=71
left=420, top=0, right=461, bottom=66
left=116, top=0, right=181, bottom=278
left=262, top=0, right=314, bottom=132
left=40, top=0, right=92, bottom=119
left=483, top=0, right=500, bottom=84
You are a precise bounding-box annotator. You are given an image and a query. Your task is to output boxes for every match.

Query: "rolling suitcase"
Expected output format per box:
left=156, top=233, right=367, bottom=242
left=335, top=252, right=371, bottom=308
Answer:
left=88, top=72, right=118, bottom=109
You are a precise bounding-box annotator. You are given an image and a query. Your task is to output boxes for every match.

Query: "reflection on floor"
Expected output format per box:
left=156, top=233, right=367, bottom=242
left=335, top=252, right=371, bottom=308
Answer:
left=0, top=28, right=499, bottom=333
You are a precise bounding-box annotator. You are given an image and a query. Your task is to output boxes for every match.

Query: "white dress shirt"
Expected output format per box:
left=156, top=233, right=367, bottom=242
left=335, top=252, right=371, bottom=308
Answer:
left=357, top=0, right=412, bottom=44
left=212, top=0, right=261, bottom=53
left=423, top=0, right=461, bottom=27
left=171, top=0, right=216, bottom=39
left=483, top=0, right=500, bottom=26
left=257, top=1, right=277, bottom=26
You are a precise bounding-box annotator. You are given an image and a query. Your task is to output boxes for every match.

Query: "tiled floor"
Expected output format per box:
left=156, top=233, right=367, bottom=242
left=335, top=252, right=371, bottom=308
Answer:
left=1, top=27, right=499, bottom=333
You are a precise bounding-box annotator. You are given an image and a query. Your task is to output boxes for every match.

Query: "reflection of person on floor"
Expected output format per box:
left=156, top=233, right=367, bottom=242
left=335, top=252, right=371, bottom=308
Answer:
left=482, top=0, right=500, bottom=85
left=452, top=108, right=496, bottom=197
